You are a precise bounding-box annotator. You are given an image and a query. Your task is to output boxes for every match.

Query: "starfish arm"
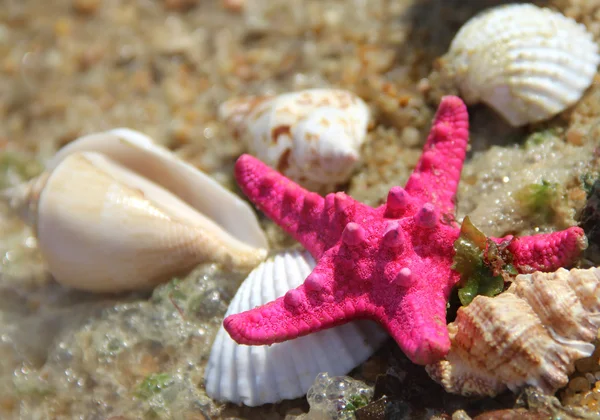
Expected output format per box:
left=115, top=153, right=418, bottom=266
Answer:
left=404, top=96, right=469, bottom=215
left=235, top=154, right=337, bottom=257
left=223, top=252, right=364, bottom=345
left=377, top=300, right=450, bottom=366
left=374, top=261, right=456, bottom=365
left=492, top=226, right=587, bottom=272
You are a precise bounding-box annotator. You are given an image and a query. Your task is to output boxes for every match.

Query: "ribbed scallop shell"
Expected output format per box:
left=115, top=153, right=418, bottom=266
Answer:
left=441, top=3, right=600, bottom=127
left=219, top=89, right=370, bottom=193
left=425, top=267, right=600, bottom=397
left=205, top=249, right=388, bottom=406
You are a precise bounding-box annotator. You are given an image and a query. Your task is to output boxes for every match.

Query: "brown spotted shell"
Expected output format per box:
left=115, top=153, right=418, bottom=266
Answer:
left=219, top=88, right=370, bottom=193
left=425, top=267, right=600, bottom=397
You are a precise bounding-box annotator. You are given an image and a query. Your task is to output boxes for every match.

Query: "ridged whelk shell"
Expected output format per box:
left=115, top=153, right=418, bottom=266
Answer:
left=440, top=3, right=600, bottom=127
left=1, top=128, right=269, bottom=292
left=205, top=249, right=388, bottom=406
left=219, top=88, right=370, bottom=193
left=425, top=267, right=600, bottom=397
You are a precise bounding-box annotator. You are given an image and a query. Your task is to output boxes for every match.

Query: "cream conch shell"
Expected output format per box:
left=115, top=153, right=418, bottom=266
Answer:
left=425, top=268, right=600, bottom=397
left=439, top=3, right=600, bottom=127
left=2, top=128, right=269, bottom=292
left=219, top=88, right=370, bottom=193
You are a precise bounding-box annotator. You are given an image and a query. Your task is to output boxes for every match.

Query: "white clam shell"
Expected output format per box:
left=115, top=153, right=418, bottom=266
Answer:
left=442, top=3, right=600, bottom=126
left=205, top=249, right=388, bottom=406
left=219, top=89, right=370, bottom=193
left=2, top=129, right=268, bottom=292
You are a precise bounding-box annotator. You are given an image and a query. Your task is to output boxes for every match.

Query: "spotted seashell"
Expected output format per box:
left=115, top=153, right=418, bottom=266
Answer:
left=440, top=3, right=600, bottom=127
left=425, top=268, right=600, bottom=397
left=205, top=249, right=388, bottom=406
left=219, top=88, right=370, bottom=193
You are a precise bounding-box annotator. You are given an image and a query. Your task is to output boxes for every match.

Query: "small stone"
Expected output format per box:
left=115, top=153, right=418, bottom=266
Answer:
left=163, top=0, right=199, bottom=12
left=221, top=0, right=245, bottom=13
left=401, top=126, right=421, bottom=147
left=54, top=18, right=72, bottom=37
left=452, top=410, right=472, bottom=420
left=566, top=127, right=585, bottom=146
left=569, top=376, right=591, bottom=393
left=72, top=0, right=101, bottom=15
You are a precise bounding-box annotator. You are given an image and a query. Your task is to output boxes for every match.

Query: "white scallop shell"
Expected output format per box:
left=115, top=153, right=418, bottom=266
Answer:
left=2, top=128, right=269, bottom=292
left=441, top=3, right=600, bottom=126
left=205, top=249, right=388, bottom=406
left=219, top=89, right=370, bottom=193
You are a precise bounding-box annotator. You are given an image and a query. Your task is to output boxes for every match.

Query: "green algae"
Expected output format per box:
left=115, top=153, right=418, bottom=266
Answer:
left=452, top=217, right=510, bottom=306
left=344, top=393, right=371, bottom=414
left=522, top=128, right=560, bottom=149
left=0, top=151, right=43, bottom=188
left=135, top=373, right=175, bottom=400
left=515, top=180, right=564, bottom=224
left=581, top=173, right=599, bottom=198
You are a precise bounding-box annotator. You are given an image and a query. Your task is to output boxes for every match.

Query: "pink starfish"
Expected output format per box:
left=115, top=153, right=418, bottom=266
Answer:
left=224, top=96, right=586, bottom=365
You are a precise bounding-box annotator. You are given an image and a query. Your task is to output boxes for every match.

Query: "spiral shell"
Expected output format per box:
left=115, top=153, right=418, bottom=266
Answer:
left=425, top=267, right=600, bottom=397
left=205, top=249, right=388, bottom=406
left=219, top=88, right=370, bottom=193
left=440, top=3, right=600, bottom=127
left=1, top=128, right=268, bottom=292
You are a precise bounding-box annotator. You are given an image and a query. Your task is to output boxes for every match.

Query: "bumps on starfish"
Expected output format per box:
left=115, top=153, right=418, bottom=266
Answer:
left=425, top=268, right=600, bottom=397
left=385, top=187, right=413, bottom=217
left=342, top=223, right=366, bottom=246
left=395, top=267, right=412, bottom=285
left=382, top=221, right=404, bottom=249
left=415, top=203, right=438, bottom=228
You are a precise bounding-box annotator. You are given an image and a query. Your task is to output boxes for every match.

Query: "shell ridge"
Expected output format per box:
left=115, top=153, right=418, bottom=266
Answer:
left=426, top=268, right=600, bottom=396
left=441, top=3, right=600, bottom=126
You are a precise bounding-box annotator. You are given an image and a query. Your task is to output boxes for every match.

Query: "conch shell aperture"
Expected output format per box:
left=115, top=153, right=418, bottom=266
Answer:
left=1, top=128, right=269, bottom=292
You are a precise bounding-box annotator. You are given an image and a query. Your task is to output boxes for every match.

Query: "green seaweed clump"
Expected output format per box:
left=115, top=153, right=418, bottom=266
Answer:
left=135, top=373, right=174, bottom=400
left=452, top=217, right=515, bottom=306
left=344, top=393, right=371, bottom=414
left=581, top=173, right=599, bottom=198
left=522, top=127, right=560, bottom=149
left=515, top=180, right=563, bottom=224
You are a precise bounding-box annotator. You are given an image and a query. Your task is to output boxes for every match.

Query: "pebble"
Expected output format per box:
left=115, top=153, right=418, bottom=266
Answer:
left=72, top=0, right=101, bottom=15
left=163, top=0, right=199, bottom=12
left=569, top=376, right=591, bottom=393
